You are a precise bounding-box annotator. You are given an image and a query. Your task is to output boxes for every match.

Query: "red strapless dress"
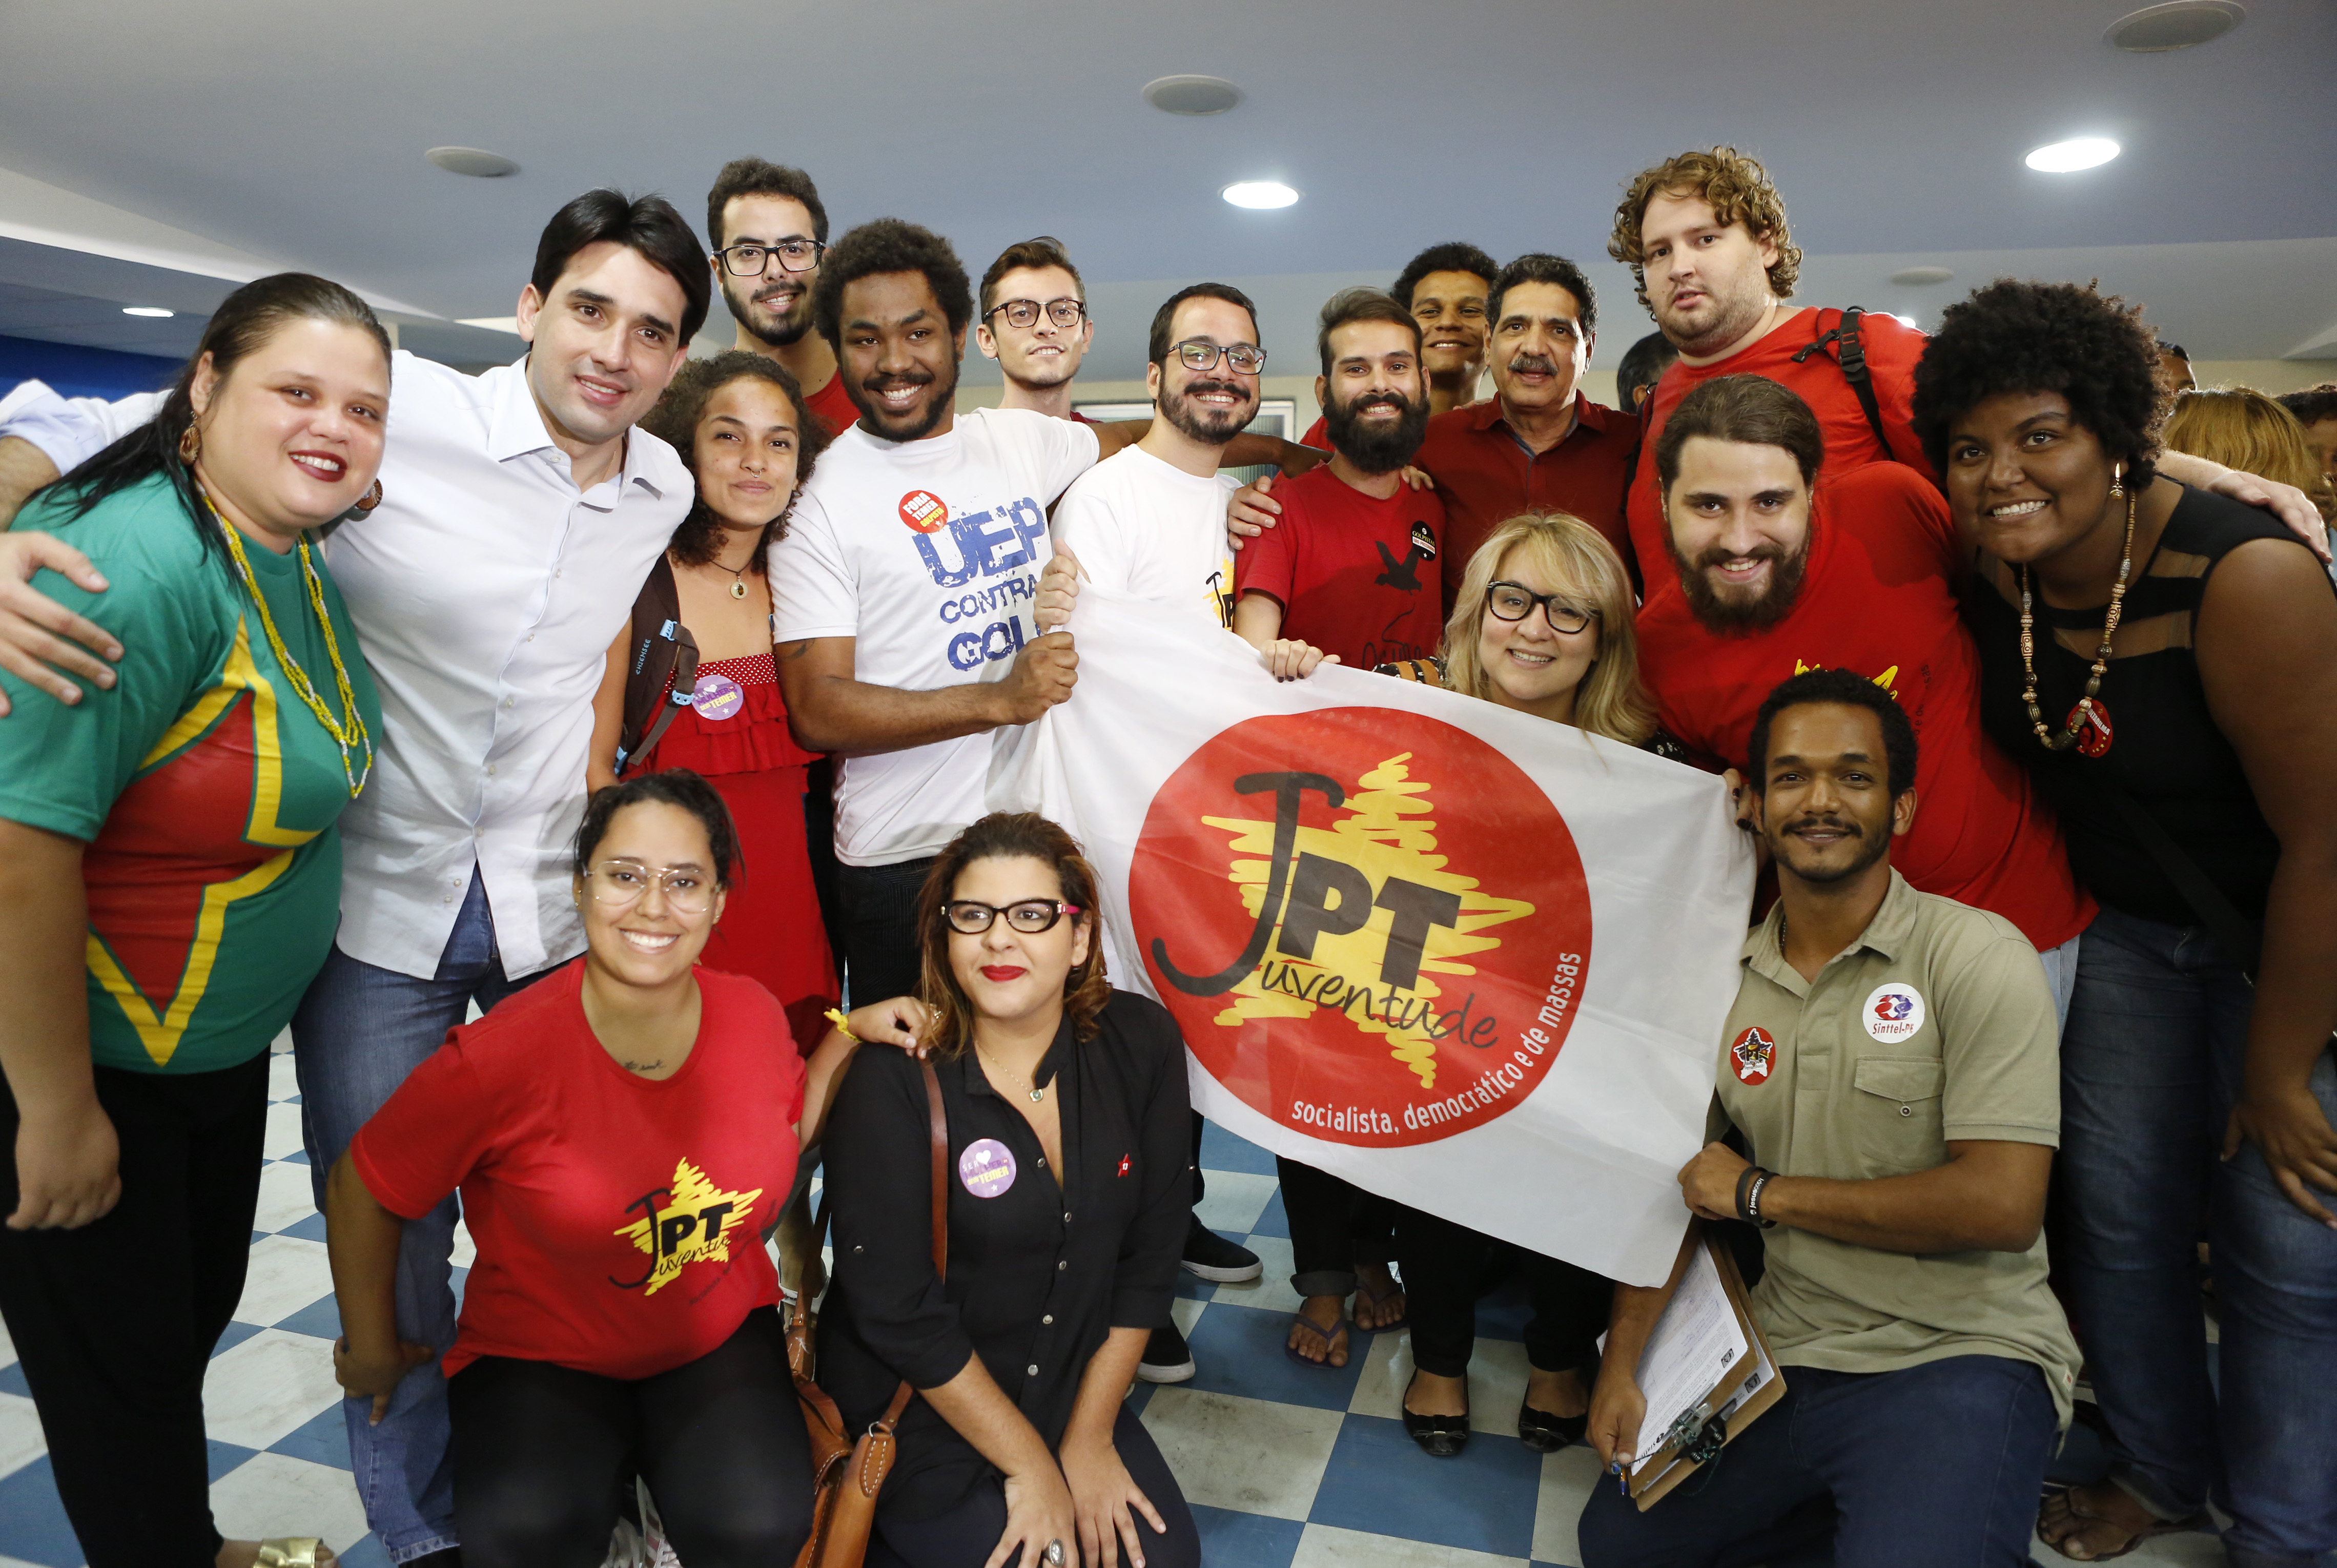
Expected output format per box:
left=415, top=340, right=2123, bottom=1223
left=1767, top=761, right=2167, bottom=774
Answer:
left=640, top=651, right=838, bottom=1056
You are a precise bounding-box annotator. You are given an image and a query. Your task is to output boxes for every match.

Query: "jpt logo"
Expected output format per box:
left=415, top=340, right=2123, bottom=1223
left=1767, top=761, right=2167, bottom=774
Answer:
left=609, top=1159, right=763, bottom=1296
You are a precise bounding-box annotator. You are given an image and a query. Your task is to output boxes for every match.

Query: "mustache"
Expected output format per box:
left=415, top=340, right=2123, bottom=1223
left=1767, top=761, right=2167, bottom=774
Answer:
left=1507, top=353, right=1558, bottom=376
left=1693, top=542, right=1790, bottom=571
left=753, top=283, right=803, bottom=306
left=1344, top=392, right=1411, bottom=417
left=1782, top=813, right=1861, bottom=839
left=863, top=369, right=936, bottom=392
left=1182, top=379, right=1249, bottom=402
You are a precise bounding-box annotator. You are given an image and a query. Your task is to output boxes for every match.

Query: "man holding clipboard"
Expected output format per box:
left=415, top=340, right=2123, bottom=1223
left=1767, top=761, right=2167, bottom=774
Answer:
left=1578, top=670, right=2080, bottom=1567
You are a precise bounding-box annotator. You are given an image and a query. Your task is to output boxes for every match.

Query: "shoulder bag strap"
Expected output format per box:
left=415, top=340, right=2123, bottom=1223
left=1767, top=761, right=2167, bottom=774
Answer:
left=873, top=1060, right=951, bottom=1427
left=2099, top=782, right=2263, bottom=979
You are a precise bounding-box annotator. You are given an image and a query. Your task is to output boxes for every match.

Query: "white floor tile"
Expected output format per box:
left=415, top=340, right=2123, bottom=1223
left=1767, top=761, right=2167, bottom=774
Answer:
left=0, top=1391, right=46, bottom=1478
left=1194, top=1171, right=1279, bottom=1237
left=1291, top=1521, right=1527, bottom=1567
left=1212, top=1234, right=1302, bottom=1312
left=261, top=1101, right=307, bottom=1160
left=202, top=1328, right=345, bottom=1450
left=450, top=1216, right=477, bottom=1269
left=0, top=1555, right=65, bottom=1568
left=270, top=1026, right=295, bottom=1055
left=268, top=1051, right=300, bottom=1100
left=251, top=1159, right=322, bottom=1234
left=1346, top=1330, right=1530, bottom=1435
left=1169, top=1296, right=1209, bottom=1336
left=1138, top=1387, right=1343, bottom=1520
left=210, top=1450, right=369, bottom=1552
left=234, top=1236, right=337, bottom=1328
left=1532, top=1444, right=1603, bottom=1566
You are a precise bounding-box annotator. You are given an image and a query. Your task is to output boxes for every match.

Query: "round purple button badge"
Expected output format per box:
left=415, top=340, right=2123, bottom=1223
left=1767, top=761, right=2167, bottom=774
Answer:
left=958, top=1138, right=1017, bottom=1198
left=690, top=672, right=744, bottom=721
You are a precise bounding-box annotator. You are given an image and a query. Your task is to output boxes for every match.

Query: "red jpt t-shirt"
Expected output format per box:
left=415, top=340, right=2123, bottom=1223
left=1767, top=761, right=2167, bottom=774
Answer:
left=1635, top=461, right=2094, bottom=952
left=1235, top=464, right=1447, bottom=669
left=1628, top=308, right=1933, bottom=605
left=353, top=962, right=806, bottom=1381
left=804, top=371, right=860, bottom=440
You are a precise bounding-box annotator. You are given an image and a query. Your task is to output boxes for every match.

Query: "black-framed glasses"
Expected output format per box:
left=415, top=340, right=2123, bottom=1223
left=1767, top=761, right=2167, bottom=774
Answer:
left=716, top=240, right=825, bottom=277
left=942, top=899, right=1084, bottom=935
left=584, top=860, right=715, bottom=914
left=988, top=297, right=1086, bottom=330
left=1486, top=581, right=1598, bottom=634
left=1172, top=340, right=1267, bottom=374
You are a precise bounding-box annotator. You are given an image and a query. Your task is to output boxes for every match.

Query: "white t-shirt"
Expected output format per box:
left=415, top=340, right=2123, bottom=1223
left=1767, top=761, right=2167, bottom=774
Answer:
left=771, top=406, right=1100, bottom=866
left=1049, top=445, right=1239, bottom=628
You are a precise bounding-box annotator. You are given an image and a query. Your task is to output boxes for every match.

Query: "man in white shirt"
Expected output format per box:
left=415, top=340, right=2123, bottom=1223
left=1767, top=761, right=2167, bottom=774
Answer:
left=974, top=237, right=1095, bottom=422
left=0, top=190, right=706, bottom=1568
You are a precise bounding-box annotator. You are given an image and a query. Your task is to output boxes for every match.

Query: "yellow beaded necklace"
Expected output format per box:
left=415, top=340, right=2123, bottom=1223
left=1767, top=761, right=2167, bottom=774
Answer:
left=202, top=492, right=373, bottom=797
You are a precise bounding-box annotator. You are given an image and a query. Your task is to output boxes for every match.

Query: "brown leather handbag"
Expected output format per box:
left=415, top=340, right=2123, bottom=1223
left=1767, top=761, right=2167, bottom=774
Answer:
left=789, top=1059, right=949, bottom=1568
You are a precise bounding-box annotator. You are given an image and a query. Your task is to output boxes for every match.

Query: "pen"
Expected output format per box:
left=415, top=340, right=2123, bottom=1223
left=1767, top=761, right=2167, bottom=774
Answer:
left=1609, top=1458, right=1629, bottom=1497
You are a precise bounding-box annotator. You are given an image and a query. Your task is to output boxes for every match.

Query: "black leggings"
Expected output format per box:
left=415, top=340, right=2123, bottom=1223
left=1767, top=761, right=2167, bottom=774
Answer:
left=1397, top=1207, right=1612, bottom=1379
left=867, top=1406, right=1200, bottom=1568
left=447, top=1306, right=811, bottom=1568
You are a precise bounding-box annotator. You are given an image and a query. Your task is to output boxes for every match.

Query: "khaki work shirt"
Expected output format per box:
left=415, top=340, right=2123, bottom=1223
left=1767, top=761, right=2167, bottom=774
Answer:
left=1714, top=870, right=2081, bottom=1428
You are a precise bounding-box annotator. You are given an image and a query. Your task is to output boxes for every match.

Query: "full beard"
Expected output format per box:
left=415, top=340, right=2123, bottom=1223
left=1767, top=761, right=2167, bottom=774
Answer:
left=852, top=360, right=959, bottom=444
left=1325, top=390, right=1429, bottom=474
left=1666, top=533, right=1811, bottom=633
left=1160, top=379, right=1256, bottom=446
left=724, top=276, right=812, bottom=347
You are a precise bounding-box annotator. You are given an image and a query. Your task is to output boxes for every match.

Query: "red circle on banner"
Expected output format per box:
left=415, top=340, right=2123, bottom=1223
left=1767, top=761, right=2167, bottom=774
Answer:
left=1130, top=707, right=1590, bottom=1148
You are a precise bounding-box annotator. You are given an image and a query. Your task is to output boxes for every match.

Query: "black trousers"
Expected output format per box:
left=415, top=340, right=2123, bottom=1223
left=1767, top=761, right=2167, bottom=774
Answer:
left=447, top=1306, right=811, bottom=1568
left=0, top=1050, right=271, bottom=1568
left=1396, top=1207, right=1612, bottom=1379
left=867, top=1405, right=1200, bottom=1568
left=837, top=855, right=939, bottom=1007
left=1277, top=1157, right=1396, bottom=1299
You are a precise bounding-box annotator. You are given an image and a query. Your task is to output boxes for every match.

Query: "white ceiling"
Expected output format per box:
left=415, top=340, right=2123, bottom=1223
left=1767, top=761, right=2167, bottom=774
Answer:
left=1, top=0, right=2330, bottom=379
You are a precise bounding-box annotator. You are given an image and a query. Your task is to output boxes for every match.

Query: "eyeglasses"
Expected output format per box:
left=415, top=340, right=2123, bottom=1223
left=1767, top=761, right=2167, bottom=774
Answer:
left=584, top=860, right=715, bottom=914
left=942, top=899, right=1084, bottom=935
left=716, top=240, right=825, bottom=277
left=1171, top=340, right=1268, bottom=375
left=1486, top=582, right=1598, bottom=635
left=988, top=297, right=1086, bottom=330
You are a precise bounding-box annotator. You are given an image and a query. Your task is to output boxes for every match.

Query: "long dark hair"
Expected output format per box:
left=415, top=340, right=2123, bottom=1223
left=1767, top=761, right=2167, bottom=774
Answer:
left=35, top=273, right=392, bottom=558
left=640, top=350, right=831, bottom=575
left=914, top=813, right=1110, bottom=1060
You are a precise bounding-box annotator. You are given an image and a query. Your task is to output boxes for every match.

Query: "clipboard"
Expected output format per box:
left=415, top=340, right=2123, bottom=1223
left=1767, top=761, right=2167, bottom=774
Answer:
left=1627, top=1234, right=1786, bottom=1510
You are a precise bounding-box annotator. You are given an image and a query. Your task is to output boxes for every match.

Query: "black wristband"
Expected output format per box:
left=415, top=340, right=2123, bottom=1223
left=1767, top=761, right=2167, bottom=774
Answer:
left=1746, top=1171, right=1778, bottom=1229
left=1734, top=1163, right=1763, bottom=1223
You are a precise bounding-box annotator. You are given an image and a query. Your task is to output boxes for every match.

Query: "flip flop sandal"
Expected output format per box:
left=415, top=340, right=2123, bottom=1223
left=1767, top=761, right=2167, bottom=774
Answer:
left=1353, top=1274, right=1408, bottom=1332
left=2037, top=1486, right=2209, bottom=1561
left=1284, top=1310, right=1351, bottom=1369
left=256, top=1542, right=333, bottom=1568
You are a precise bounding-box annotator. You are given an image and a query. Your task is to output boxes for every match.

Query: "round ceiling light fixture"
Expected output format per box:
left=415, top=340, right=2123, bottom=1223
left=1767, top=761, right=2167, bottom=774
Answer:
left=1144, top=75, right=1243, bottom=115
left=1222, top=180, right=1298, bottom=210
left=121, top=305, right=175, bottom=318
left=2025, top=137, right=2121, bottom=172
left=425, top=146, right=520, bottom=178
left=1890, top=266, right=1955, bottom=286
left=2106, top=1, right=2243, bottom=51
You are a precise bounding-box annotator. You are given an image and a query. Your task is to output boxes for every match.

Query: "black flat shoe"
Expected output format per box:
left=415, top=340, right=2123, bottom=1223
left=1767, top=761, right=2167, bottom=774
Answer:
left=1402, top=1372, right=1470, bottom=1457
left=1517, top=1400, right=1588, bottom=1453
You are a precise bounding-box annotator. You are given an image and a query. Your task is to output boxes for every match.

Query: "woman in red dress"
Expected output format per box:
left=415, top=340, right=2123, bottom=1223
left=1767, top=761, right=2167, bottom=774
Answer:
left=589, top=352, right=837, bottom=1057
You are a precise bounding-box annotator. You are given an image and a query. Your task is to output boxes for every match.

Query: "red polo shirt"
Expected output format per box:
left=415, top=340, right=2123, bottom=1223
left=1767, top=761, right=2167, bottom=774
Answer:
left=1627, top=308, right=1933, bottom=608
left=1416, top=392, right=1636, bottom=611
left=1635, top=461, right=2092, bottom=952
left=803, top=370, right=859, bottom=439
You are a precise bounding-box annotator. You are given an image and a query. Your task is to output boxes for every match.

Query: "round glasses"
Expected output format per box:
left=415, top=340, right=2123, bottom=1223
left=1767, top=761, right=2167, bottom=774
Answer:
left=584, top=860, right=715, bottom=915
left=1171, top=340, right=1267, bottom=374
left=1486, top=582, right=1598, bottom=635
left=989, top=297, right=1086, bottom=329
left=716, top=240, right=824, bottom=277
left=942, top=899, right=1083, bottom=935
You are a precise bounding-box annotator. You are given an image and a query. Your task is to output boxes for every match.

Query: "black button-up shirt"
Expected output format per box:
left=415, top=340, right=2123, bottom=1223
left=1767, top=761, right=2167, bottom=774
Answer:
left=818, top=989, right=1192, bottom=1519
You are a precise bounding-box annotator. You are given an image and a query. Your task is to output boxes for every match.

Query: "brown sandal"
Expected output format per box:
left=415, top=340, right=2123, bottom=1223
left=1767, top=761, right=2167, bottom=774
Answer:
left=2037, top=1485, right=2208, bottom=1561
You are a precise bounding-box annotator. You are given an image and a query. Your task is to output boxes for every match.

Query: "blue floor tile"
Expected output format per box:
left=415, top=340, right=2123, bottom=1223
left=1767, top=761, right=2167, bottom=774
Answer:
left=1199, top=1121, right=1278, bottom=1177
left=270, top=1402, right=356, bottom=1471
left=0, top=1457, right=83, bottom=1567
left=1307, top=1412, right=1545, bottom=1558
left=1190, top=1502, right=1304, bottom=1568
left=1249, top=1188, right=1289, bottom=1240
left=212, top=1319, right=265, bottom=1358
left=280, top=1149, right=312, bottom=1165
left=0, top=1363, right=29, bottom=1398
left=276, top=1293, right=344, bottom=1340
left=1184, top=1301, right=1370, bottom=1411
left=279, top=1210, right=331, bottom=1243
left=207, top=1438, right=259, bottom=1482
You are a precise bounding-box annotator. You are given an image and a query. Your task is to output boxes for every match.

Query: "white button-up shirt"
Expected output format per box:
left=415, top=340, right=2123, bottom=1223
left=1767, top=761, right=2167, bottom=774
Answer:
left=1, top=356, right=691, bottom=978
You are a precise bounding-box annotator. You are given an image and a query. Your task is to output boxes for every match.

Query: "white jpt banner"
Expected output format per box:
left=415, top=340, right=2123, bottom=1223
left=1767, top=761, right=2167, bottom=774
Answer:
left=995, top=588, right=1755, bottom=1288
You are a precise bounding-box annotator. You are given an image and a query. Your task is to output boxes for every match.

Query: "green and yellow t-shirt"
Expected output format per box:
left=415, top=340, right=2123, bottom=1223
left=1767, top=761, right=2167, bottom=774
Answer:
left=0, top=473, right=381, bottom=1075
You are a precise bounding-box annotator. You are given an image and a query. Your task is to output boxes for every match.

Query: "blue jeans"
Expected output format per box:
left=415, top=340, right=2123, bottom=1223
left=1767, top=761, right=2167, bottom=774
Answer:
left=2056, top=905, right=2337, bottom=1568
left=291, top=875, right=556, bottom=1564
left=1575, top=1356, right=2056, bottom=1568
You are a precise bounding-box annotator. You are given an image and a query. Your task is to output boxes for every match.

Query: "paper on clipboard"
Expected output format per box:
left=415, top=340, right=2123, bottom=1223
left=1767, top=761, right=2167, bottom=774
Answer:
left=1628, top=1241, right=1749, bottom=1474
left=1625, top=1235, right=1786, bottom=1510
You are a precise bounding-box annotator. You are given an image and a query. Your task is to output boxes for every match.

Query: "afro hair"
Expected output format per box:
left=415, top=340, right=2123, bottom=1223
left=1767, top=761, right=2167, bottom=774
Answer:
left=812, top=218, right=973, bottom=352
left=1912, top=279, right=2166, bottom=486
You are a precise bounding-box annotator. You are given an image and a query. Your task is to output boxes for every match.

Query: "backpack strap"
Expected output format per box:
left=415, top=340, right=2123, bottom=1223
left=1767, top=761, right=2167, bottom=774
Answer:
left=1789, top=306, right=1892, bottom=456
left=613, top=556, right=700, bottom=776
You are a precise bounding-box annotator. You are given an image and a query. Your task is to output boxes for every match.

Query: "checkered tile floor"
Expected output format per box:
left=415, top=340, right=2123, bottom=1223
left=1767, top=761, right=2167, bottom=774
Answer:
left=0, top=1042, right=2240, bottom=1567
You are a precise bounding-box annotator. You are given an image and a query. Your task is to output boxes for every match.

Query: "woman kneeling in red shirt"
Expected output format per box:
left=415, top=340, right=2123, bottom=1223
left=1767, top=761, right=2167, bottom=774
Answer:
left=323, top=770, right=921, bottom=1567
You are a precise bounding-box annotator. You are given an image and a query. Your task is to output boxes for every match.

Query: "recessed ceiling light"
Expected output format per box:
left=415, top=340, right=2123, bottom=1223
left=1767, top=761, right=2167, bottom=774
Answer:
left=1222, top=180, right=1298, bottom=210
left=2025, top=137, right=2121, bottom=172
left=1144, top=75, right=1243, bottom=115
left=121, top=306, right=174, bottom=318
left=426, top=146, right=520, bottom=178
left=2106, top=1, right=2243, bottom=51
left=1891, top=266, right=1954, bottom=287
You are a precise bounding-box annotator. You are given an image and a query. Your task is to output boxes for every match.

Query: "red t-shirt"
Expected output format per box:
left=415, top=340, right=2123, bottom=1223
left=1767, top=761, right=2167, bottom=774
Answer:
left=1635, top=462, right=2093, bottom=951
left=352, top=961, right=805, bottom=1381
left=803, top=370, right=859, bottom=439
left=1628, top=308, right=1933, bottom=605
left=1415, top=393, right=1636, bottom=612
left=1299, top=414, right=1329, bottom=450
left=1235, top=464, right=1447, bottom=669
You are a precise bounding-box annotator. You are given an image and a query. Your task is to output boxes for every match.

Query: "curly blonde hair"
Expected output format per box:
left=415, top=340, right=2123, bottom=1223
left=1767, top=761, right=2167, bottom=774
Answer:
left=914, top=813, right=1111, bottom=1060
left=1608, top=147, right=1802, bottom=312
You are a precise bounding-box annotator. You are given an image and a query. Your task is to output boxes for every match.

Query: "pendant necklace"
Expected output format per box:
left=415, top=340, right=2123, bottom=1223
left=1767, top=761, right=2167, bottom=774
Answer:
left=2018, top=466, right=2134, bottom=757
left=713, top=557, right=752, bottom=600
left=979, top=1045, right=1047, bottom=1103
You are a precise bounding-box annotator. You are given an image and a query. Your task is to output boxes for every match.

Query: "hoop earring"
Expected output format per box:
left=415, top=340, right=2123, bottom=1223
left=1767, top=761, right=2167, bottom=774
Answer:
left=177, top=424, right=201, bottom=464
left=356, top=479, right=384, bottom=513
